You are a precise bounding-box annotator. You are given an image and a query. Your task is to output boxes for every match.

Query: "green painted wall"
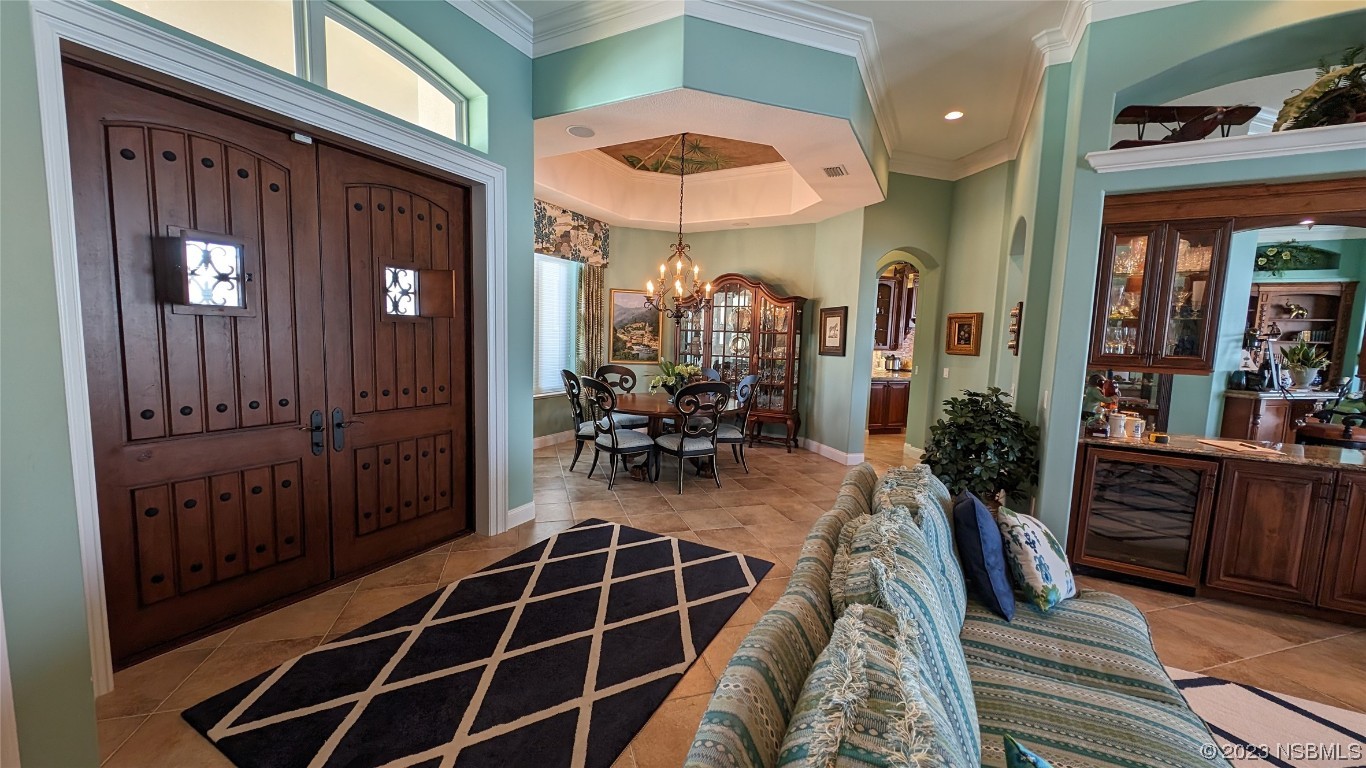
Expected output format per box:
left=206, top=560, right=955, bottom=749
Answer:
left=1033, top=2, right=1366, bottom=536
left=533, top=16, right=888, bottom=190
left=1, top=2, right=532, bottom=763
left=1, top=4, right=102, bottom=765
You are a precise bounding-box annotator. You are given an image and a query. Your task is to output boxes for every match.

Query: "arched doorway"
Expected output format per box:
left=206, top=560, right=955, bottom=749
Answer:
left=863, top=248, right=942, bottom=457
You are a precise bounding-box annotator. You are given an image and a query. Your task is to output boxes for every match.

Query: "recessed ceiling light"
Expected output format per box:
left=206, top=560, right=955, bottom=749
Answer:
left=944, top=111, right=964, bottom=121
left=566, top=125, right=596, bottom=138
left=1300, top=219, right=1316, bottom=226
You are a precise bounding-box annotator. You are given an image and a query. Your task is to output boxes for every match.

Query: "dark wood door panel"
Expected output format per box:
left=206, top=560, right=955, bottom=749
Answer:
left=1319, top=472, right=1366, bottom=614
left=66, top=62, right=330, bottom=662
left=1205, top=460, right=1333, bottom=603
left=319, top=145, right=472, bottom=576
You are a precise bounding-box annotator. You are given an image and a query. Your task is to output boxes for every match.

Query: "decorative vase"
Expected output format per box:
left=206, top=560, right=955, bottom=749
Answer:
left=1289, top=367, right=1318, bottom=388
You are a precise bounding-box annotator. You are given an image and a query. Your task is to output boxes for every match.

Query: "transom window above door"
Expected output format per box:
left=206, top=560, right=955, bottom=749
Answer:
left=113, top=0, right=467, bottom=143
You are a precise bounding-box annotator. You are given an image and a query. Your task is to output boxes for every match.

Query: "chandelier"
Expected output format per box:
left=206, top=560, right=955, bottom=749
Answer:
left=645, top=132, right=712, bottom=323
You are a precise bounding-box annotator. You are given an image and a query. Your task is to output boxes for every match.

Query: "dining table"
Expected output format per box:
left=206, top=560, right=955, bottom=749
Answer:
left=612, top=391, right=740, bottom=480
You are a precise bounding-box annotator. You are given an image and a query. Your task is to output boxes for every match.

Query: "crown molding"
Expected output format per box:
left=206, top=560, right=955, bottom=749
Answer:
left=447, top=0, right=534, bottom=57
left=530, top=0, right=681, bottom=57
left=1084, top=122, right=1366, bottom=173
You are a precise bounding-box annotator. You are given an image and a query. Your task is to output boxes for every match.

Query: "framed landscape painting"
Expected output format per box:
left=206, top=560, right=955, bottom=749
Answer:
left=609, top=289, right=663, bottom=364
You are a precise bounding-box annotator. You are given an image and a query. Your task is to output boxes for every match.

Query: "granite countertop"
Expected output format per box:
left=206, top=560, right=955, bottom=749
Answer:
left=1079, top=433, right=1366, bottom=469
left=1224, top=389, right=1337, bottom=400
left=871, top=372, right=914, bottom=382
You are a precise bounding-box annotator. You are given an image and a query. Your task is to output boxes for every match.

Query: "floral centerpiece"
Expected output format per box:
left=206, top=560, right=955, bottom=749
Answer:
left=649, top=360, right=702, bottom=395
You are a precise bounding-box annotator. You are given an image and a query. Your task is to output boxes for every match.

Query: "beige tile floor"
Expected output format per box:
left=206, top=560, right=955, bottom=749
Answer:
left=95, top=433, right=1364, bottom=766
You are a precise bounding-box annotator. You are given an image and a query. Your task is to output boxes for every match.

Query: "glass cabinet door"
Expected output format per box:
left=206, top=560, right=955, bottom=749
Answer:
left=677, top=309, right=706, bottom=367
left=1091, top=224, right=1163, bottom=368
left=1077, top=449, right=1218, bottom=585
left=708, top=283, right=754, bottom=384
left=756, top=297, right=791, bottom=412
left=1152, top=220, right=1231, bottom=370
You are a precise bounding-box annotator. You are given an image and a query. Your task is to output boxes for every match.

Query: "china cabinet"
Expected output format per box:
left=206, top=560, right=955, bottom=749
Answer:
left=1089, top=218, right=1232, bottom=374
left=676, top=273, right=806, bottom=451
left=874, top=265, right=916, bottom=351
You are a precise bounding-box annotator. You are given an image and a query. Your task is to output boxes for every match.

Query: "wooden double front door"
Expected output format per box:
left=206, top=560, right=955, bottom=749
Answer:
left=65, top=63, right=472, bottom=663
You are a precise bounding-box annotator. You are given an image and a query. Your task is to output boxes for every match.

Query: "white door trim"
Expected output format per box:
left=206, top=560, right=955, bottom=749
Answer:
left=29, top=0, right=512, bottom=696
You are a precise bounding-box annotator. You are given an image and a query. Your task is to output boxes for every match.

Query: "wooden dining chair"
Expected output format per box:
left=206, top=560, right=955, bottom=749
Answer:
left=653, top=381, right=729, bottom=493
left=560, top=369, right=598, bottom=472
left=580, top=376, right=655, bottom=490
left=716, top=373, right=758, bottom=473
left=593, top=364, right=650, bottom=429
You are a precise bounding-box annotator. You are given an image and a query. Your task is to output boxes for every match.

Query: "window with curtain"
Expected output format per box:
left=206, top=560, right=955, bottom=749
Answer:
left=113, top=0, right=467, bottom=142
left=534, top=254, right=581, bottom=395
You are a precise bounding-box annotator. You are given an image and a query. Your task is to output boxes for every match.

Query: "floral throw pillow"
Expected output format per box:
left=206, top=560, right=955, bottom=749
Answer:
left=992, top=507, right=1075, bottom=611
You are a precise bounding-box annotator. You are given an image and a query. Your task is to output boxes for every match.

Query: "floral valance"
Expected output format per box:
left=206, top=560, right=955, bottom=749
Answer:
left=534, top=199, right=609, bottom=267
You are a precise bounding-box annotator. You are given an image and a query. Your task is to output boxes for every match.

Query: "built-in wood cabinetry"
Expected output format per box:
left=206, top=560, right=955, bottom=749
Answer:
left=1247, top=281, right=1357, bottom=384
left=1205, top=461, right=1335, bottom=604
left=874, top=265, right=916, bottom=351
left=1090, top=219, right=1232, bottom=374
left=867, top=380, right=911, bottom=434
left=1071, top=442, right=1366, bottom=621
left=1071, top=448, right=1218, bottom=586
left=1219, top=393, right=1321, bottom=444
left=1320, top=472, right=1366, bottom=613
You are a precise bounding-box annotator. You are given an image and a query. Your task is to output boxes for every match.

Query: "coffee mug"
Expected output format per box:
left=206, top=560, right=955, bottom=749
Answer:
left=1129, top=419, right=1145, bottom=440
left=1107, top=412, right=1128, bottom=438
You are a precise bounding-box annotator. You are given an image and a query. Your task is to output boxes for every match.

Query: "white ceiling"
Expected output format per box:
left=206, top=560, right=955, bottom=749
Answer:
left=481, top=0, right=1192, bottom=228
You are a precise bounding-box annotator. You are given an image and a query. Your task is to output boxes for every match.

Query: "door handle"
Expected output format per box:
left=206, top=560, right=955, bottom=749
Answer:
left=332, top=407, right=363, bottom=452
left=297, top=409, right=325, bottom=456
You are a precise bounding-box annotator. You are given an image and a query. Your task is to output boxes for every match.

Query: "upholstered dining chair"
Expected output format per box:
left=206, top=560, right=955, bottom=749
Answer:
left=653, top=381, right=729, bottom=493
left=702, top=367, right=721, bottom=381
left=593, top=364, right=650, bottom=429
left=580, top=376, right=655, bottom=490
left=560, top=369, right=598, bottom=472
left=715, top=373, right=757, bottom=473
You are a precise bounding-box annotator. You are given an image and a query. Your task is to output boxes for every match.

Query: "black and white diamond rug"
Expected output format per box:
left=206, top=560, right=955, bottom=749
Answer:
left=182, top=519, right=773, bottom=768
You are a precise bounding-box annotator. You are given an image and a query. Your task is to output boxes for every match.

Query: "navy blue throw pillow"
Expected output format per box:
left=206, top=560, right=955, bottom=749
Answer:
left=952, top=491, right=1015, bottom=620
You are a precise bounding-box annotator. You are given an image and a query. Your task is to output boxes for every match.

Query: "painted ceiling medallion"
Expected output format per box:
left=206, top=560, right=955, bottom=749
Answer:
left=599, top=132, right=785, bottom=175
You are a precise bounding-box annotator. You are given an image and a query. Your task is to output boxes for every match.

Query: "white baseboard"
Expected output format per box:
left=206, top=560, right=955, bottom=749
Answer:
left=507, top=500, right=536, bottom=529
left=799, top=438, right=865, bottom=466
left=533, top=430, right=575, bottom=449
left=903, top=444, right=925, bottom=462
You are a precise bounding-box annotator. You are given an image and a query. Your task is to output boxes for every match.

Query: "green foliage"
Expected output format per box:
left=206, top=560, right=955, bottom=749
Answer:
left=1280, top=339, right=1329, bottom=371
left=923, top=388, right=1040, bottom=502
left=1275, top=46, right=1366, bottom=131
left=649, top=360, right=702, bottom=392
left=1254, top=240, right=1340, bottom=276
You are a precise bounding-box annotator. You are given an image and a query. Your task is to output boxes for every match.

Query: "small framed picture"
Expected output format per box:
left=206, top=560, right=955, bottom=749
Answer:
left=819, top=306, right=848, bottom=356
left=945, top=312, right=983, bottom=356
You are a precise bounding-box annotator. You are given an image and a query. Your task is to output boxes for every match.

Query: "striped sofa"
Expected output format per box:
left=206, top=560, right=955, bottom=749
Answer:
left=685, top=463, right=1228, bottom=768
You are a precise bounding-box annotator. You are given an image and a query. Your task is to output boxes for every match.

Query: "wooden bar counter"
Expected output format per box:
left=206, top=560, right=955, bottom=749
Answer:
left=1070, top=433, right=1366, bottom=624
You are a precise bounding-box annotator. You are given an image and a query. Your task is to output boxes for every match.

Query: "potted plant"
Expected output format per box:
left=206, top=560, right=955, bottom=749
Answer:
left=1280, top=340, right=1329, bottom=389
left=922, top=387, right=1040, bottom=505
left=649, top=360, right=702, bottom=395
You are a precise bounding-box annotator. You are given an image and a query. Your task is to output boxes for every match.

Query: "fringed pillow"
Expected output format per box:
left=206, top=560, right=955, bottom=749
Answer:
left=776, top=604, right=968, bottom=767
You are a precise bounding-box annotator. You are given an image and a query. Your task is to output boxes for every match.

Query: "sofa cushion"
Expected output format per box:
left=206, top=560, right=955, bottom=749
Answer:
left=875, top=556, right=981, bottom=764
left=690, top=593, right=834, bottom=768
left=840, top=462, right=881, bottom=507
left=970, top=663, right=1227, bottom=768
left=952, top=492, right=1015, bottom=621
left=960, top=591, right=1188, bottom=708
left=994, top=506, right=1076, bottom=611
left=776, top=604, right=971, bottom=768
left=829, top=513, right=872, bottom=616
left=874, top=466, right=966, bottom=628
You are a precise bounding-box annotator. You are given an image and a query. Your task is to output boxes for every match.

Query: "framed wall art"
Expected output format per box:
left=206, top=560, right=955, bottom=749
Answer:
left=946, top=312, right=983, bottom=356
left=608, top=289, right=663, bottom=364
left=819, top=306, right=848, bottom=356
